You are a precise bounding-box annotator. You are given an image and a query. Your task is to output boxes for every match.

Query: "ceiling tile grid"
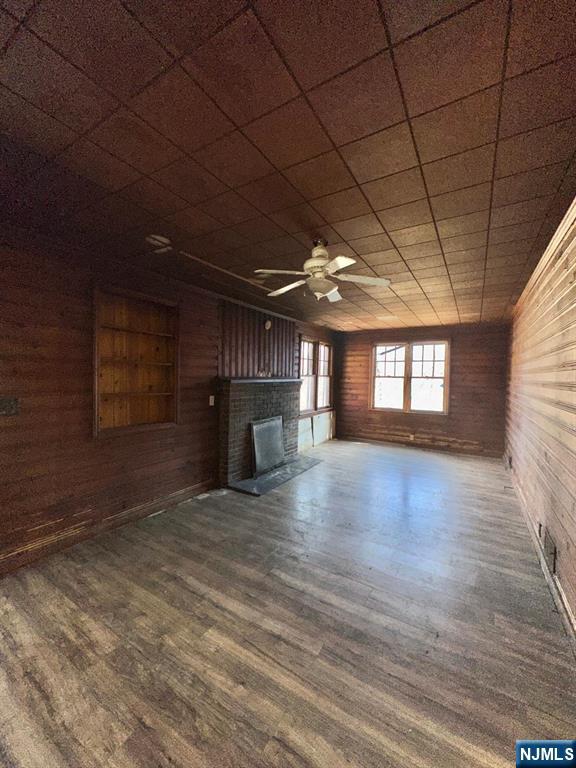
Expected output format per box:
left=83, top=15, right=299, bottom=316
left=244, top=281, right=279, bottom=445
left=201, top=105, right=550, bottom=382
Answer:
left=1, top=0, right=575, bottom=329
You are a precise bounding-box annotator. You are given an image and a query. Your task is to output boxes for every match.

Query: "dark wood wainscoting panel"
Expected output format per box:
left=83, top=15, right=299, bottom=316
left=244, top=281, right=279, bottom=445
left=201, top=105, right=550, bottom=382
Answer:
left=0, top=238, right=220, bottom=573
left=219, top=302, right=298, bottom=378
left=507, top=205, right=576, bottom=619
left=336, top=323, right=509, bottom=456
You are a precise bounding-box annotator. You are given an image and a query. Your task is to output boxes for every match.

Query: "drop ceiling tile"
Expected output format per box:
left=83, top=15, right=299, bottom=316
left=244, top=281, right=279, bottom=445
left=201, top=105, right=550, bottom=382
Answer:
left=0, top=83, right=77, bottom=155
left=283, top=151, right=355, bottom=200
left=495, top=118, right=576, bottom=177
left=361, top=249, right=403, bottom=267
left=152, top=157, right=226, bottom=204
left=307, top=51, right=404, bottom=146
left=0, top=8, right=18, bottom=45
left=194, top=131, right=274, bottom=187
left=197, top=190, right=260, bottom=226
left=253, top=0, right=387, bottom=90
left=123, top=0, right=246, bottom=56
left=193, top=226, right=249, bottom=252
left=0, top=28, right=117, bottom=132
left=382, top=0, right=474, bottom=42
left=444, top=246, right=486, bottom=264
left=58, top=139, right=141, bottom=191
left=130, top=66, right=233, bottom=153
left=390, top=222, right=437, bottom=247
left=506, top=0, right=576, bottom=76
left=228, top=216, right=286, bottom=243
left=499, top=56, right=576, bottom=139
left=441, top=230, right=487, bottom=251
left=411, top=87, right=499, bottom=163
left=167, top=206, right=222, bottom=236
left=430, top=182, right=492, bottom=219
left=89, top=109, right=183, bottom=174
left=399, top=240, right=442, bottom=260
left=69, top=193, right=151, bottom=236
left=237, top=172, right=304, bottom=213
left=120, top=177, right=189, bottom=216
left=2, top=1, right=33, bottom=20
left=377, top=199, right=433, bottom=231
left=311, top=187, right=371, bottom=222
left=437, top=210, right=489, bottom=238
left=487, top=239, right=534, bottom=258
left=361, top=167, right=427, bottom=210
left=27, top=0, right=171, bottom=100
left=243, top=97, right=331, bottom=169
left=340, top=122, right=418, bottom=183
left=348, top=232, right=394, bottom=254
left=292, top=225, right=343, bottom=247
left=260, top=235, right=305, bottom=257
left=394, top=0, right=507, bottom=116
left=269, top=203, right=326, bottom=234
left=182, top=10, right=299, bottom=125
left=423, top=144, right=495, bottom=195
left=490, top=196, right=552, bottom=228
left=333, top=213, right=384, bottom=241
left=0, top=134, right=43, bottom=201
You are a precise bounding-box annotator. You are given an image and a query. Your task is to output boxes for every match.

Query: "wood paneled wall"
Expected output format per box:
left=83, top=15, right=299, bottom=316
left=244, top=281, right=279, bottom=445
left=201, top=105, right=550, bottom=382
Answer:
left=0, top=234, right=304, bottom=574
left=336, top=323, right=509, bottom=456
left=507, top=201, right=576, bottom=620
left=219, top=302, right=298, bottom=378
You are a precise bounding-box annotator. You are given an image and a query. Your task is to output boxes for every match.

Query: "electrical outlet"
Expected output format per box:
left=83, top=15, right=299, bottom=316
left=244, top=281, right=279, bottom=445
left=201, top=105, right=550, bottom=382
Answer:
left=209, top=395, right=215, bottom=406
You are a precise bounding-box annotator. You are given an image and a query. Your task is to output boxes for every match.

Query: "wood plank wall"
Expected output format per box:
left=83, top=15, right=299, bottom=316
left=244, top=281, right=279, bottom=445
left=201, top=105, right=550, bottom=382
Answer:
left=0, top=235, right=305, bottom=574
left=336, top=323, right=509, bottom=456
left=507, top=203, right=576, bottom=620
left=219, top=302, right=297, bottom=378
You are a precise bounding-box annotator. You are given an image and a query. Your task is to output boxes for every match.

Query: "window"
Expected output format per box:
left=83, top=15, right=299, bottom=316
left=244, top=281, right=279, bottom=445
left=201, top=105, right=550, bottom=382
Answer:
left=317, top=343, right=332, bottom=409
left=300, top=340, right=316, bottom=412
left=299, top=339, right=333, bottom=412
left=373, top=341, right=449, bottom=413
left=95, top=290, right=178, bottom=432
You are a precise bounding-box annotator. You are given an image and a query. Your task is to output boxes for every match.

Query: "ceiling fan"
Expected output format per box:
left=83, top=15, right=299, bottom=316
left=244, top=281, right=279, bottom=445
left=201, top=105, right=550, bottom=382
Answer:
left=254, top=239, right=391, bottom=302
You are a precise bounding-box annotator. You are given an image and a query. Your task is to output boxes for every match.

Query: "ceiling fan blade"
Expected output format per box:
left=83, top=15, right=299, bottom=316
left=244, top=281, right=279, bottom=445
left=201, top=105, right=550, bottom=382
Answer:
left=325, top=255, right=356, bottom=274
left=335, top=273, right=391, bottom=287
left=267, top=280, right=306, bottom=297
left=254, top=268, right=307, bottom=275
left=326, top=289, right=342, bottom=303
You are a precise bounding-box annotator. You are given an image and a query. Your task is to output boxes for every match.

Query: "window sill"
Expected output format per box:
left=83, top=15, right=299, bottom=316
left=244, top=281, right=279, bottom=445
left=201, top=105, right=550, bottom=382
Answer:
left=369, top=407, right=449, bottom=416
left=299, top=407, right=334, bottom=418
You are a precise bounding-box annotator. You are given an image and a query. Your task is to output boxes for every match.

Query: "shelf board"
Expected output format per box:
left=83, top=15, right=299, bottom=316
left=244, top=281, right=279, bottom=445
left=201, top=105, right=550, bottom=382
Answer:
left=99, top=324, right=175, bottom=338
left=100, top=392, right=174, bottom=397
left=100, top=358, right=174, bottom=367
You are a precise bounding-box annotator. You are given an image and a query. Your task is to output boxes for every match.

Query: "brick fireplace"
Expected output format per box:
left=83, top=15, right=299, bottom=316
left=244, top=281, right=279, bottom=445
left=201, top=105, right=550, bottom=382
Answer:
left=218, top=378, right=301, bottom=485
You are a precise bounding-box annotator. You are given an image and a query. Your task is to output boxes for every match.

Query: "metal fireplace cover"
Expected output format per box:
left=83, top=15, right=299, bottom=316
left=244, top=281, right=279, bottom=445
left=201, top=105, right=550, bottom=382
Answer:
left=252, top=415, right=285, bottom=476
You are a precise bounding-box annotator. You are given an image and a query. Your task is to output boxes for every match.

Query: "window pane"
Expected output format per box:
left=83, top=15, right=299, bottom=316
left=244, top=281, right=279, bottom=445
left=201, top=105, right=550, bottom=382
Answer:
left=411, top=378, right=444, bottom=411
left=318, top=376, right=330, bottom=408
left=412, top=345, right=423, bottom=360
left=396, top=345, right=405, bottom=361
left=385, top=360, right=395, bottom=376
left=422, top=344, right=434, bottom=361
left=422, top=360, right=434, bottom=376
left=300, top=376, right=315, bottom=411
left=375, top=360, right=386, bottom=376
left=395, top=361, right=405, bottom=377
left=412, top=361, right=422, bottom=377
left=434, top=360, right=445, bottom=377
left=434, top=343, right=446, bottom=360
left=374, top=377, right=404, bottom=409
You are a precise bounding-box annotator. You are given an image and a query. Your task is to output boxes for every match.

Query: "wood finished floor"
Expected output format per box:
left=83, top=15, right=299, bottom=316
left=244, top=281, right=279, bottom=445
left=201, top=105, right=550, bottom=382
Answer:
left=1, top=441, right=575, bottom=768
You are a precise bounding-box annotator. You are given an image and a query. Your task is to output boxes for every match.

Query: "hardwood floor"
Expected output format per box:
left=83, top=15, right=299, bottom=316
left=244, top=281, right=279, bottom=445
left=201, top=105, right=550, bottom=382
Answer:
left=1, top=441, right=574, bottom=768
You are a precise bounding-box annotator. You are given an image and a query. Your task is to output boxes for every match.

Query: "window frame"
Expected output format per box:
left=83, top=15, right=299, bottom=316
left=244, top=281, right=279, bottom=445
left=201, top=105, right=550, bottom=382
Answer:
left=370, top=340, right=450, bottom=415
left=94, top=287, right=180, bottom=437
left=299, top=337, right=333, bottom=414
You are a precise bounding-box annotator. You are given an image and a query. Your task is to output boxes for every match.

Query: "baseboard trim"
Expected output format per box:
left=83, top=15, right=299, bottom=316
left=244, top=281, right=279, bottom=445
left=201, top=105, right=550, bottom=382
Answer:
left=0, top=478, right=216, bottom=577
left=510, top=467, right=576, bottom=656
left=337, top=433, right=503, bottom=459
